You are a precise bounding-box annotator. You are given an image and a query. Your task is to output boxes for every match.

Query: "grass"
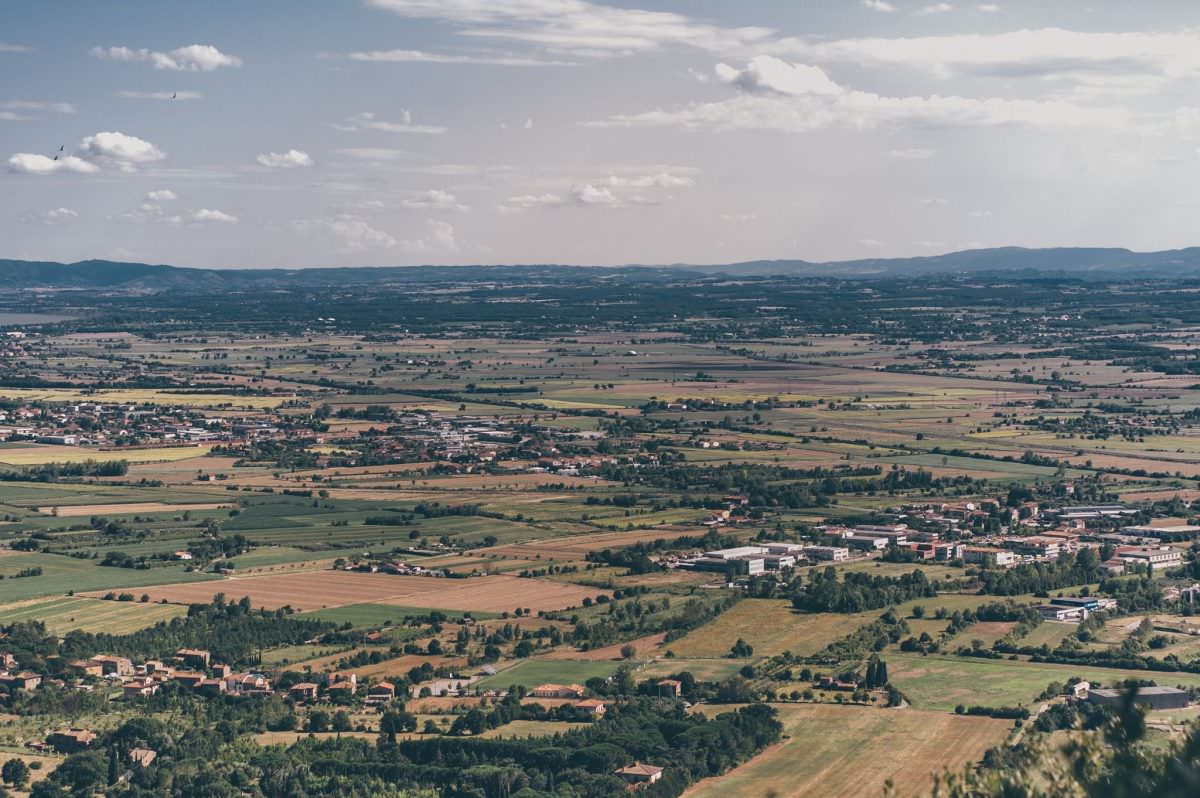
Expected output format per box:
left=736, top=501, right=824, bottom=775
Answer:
left=475, top=659, right=621, bottom=690
left=0, top=596, right=186, bottom=634
left=0, top=445, right=214, bottom=466
left=665, top=599, right=879, bottom=659
left=889, top=653, right=1200, bottom=712
left=684, top=703, right=1011, bottom=798
left=0, top=552, right=220, bottom=601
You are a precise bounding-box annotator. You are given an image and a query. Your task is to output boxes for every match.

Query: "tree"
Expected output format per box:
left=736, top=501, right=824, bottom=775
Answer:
left=306, top=710, right=330, bottom=732
left=620, top=643, right=637, bottom=660
left=331, top=710, right=352, bottom=732
left=1, top=759, right=28, bottom=788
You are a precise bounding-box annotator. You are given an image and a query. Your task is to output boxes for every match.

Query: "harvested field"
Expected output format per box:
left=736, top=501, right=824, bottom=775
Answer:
left=481, top=527, right=714, bottom=561
left=88, top=571, right=608, bottom=613
left=38, top=501, right=231, bottom=517
left=685, top=704, right=1011, bottom=798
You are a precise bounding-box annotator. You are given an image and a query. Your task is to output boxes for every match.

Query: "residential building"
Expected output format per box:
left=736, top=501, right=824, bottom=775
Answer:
left=616, top=762, right=664, bottom=786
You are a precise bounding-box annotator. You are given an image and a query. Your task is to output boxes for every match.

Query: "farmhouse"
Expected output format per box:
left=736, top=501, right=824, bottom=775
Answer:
left=1088, top=686, right=1190, bottom=711
left=90, top=655, right=134, bottom=676
left=47, top=728, right=97, bottom=752
left=177, top=648, right=211, bottom=669
left=289, top=683, right=319, bottom=701
left=657, top=679, right=683, bottom=698
left=129, top=748, right=158, bottom=768
left=616, top=762, right=664, bottom=786
left=576, top=698, right=607, bottom=717
left=366, top=681, right=396, bottom=704
left=0, top=671, right=42, bottom=690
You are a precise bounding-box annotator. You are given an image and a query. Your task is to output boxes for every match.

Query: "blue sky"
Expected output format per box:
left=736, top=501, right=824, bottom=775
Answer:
left=4, top=0, right=1200, bottom=267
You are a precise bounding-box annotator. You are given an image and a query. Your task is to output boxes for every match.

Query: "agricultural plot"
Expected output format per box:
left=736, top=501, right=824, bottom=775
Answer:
left=302, top=602, right=498, bottom=627
left=92, top=570, right=607, bottom=613
left=0, top=596, right=186, bottom=634
left=685, top=704, right=1011, bottom=798
left=0, top=552, right=220, bottom=602
left=665, top=599, right=879, bottom=659
left=474, top=658, right=621, bottom=690
left=0, top=444, right=214, bottom=466
left=889, top=653, right=1200, bottom=712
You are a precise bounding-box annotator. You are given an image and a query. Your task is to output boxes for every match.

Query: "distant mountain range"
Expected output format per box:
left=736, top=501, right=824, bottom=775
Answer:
left=6, top=246, right=1200, bottom=290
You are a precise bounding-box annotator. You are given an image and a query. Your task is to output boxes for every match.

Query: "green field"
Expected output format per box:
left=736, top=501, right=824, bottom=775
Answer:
left=889, top=653, right=1200, bottom=712
left=475, top=658, right=621, bottom=690
left=0, top=552, right=220, bottom=601
left=0, top=596, right=187, bottom=634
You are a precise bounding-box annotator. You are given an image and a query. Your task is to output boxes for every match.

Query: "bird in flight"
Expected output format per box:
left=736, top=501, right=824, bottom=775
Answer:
left=58, top=145, right=64, bottom=152
left=171, top=92, right=177, bottom=100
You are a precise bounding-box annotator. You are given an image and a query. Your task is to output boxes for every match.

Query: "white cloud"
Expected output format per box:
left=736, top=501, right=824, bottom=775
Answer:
left=427, top=219, right=458, bottom=250
left=256, top=149, right=314, bottom=168
left=347, top=48, right=573, bottom=66
left=888, top=147, right=936, bottom=159
left=78, top=131, right=165, bottom=171
left=523, top=117, right=534, bottom=129
left=916, top=3, right=954, bottom=15
left=771, top=28, right=1200, bottom=89
left=334, top=111, right=446, bottom=135
left=571, top=184, right=623, bottom=206
left=977, top=3, right=1000, bottom=11
left=190, top=208, right=238, bottom=224
left=147, top=189, right=177, bottom=201
left=7, top=153, right=99, bottom=175
left=0, top=43, right=31, bottom=53
left=116, top=90, right=202, bottom=100
left=292, top=216, right=398, bottom=251
left=90, top=44, right=241, bottom=71
left=858, top=238, right=885, bottom=248
left=715, top=56, right=842, bottom=96
left=920, top=197, right=950, bottom=206
left=720, top=213, right=757, bottom=222
left=862, top=0, right=895, bottom=11
left=365, top=0, right=774, bottom=57
left=23, top=207, right=78, bottom=224
left=497, top=193, right=564, bottom=213
left=607, top=172, right=695, bottom=188
left=400, top=189, right=470, bottom=211
left=0, top=100, right=74, bottom=114
left=597, top=57, right=1131, bottom=133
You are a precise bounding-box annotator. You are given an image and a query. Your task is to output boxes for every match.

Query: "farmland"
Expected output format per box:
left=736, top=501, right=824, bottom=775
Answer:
left=4, top=268, right=1200, bottom=796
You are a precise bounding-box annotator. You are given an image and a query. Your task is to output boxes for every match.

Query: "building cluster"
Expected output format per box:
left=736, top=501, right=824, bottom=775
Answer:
left=0, top=400, right=282, bottom=447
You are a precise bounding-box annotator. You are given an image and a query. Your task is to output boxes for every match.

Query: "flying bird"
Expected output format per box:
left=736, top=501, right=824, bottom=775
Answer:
left=171, top=92, right=177, bottom=100
left=58, top=145, right=64, bottom=151
left=53, top=155, right=58, bottom=161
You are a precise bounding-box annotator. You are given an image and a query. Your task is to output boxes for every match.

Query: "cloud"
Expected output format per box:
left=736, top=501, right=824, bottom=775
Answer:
left=292, top=215, right=398, bottom=251
left=497, top=193, right=564, bottom=213
left=23, top=207, right=78, bottom=224
left=523, top=117, right=534, bottom=129
left=0, top=43, right=31, bottom=53
left=365, top=0, right=774, bottom=57
left=90, top=44, right=241, bottom=71
left=920, top=197, right=950, bottom=206
left=256, top=149, right=314, bottom=168
left=78, top=131, right=165, bottom=172
left=715, top=55, right=842, bottom=96
left=771, top=28, right=1200, bottom=89
left=862, top=0, right=895, bottom=11
left=916, top=3, right=954, bottom=14
left=400, top=189, right=470, bottom=211
left=858, top=238, right=885, bottom=248
left=190, top=209, right=238, bottom=224
left=334, top=111, right=446, bottom=135
left=347, top=48, right=573, bottom=66
left=607, top=172, right=695, bottom=188
left=116, top=90, right=202, bottom=100
left=147, top=189, right=177, bottom=201
left=427, top=219, right=458, bottom=250
left=596, top=57, right=1131, bottom=132
left=0, top=100, right=74, bottom=114
left=720, top=213, right=757, bottom=222
left=7, top=153, right=99, bottom=175
left=571, top=183, right=624, bottom=206
left=291, top=215, right=457, bottom=253
left=887, top=147, right=936, bottom=159
left=978, top=3, right=1000, bottom=10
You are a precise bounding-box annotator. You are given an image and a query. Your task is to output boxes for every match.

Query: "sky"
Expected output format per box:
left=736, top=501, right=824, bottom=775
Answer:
left=5, top=1, right=1200, bottom=268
